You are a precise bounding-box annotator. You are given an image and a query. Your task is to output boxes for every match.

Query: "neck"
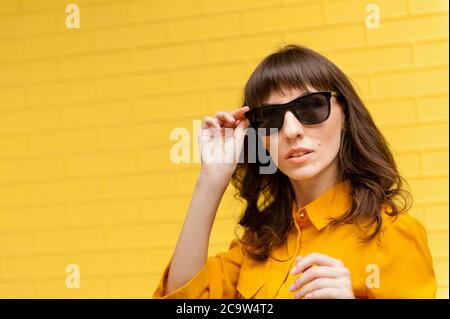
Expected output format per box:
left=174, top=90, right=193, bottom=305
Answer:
left=289, top=159, right=340, bottom=208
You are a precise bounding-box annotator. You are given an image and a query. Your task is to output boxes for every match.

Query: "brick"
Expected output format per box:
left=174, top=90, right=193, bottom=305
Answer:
left=135, top=92, right=208, bottom=120
left=422, top=150, right=449, bottom=176
left=369, top=98, right=416, bottom=126
left=31, top=179, right=103, bottom=204
left=0, top=12, right=57, bottom=38
left=436, top=287, right=449, bottom=299
left=67, top=200, right=140, bottom=226
left=371, top=68, right=448, bottom=98
left=138, top=147, right=179, bottom=171
left=205, top=34, right=284, bottom=63
left=78, top=2, right=129, bottom=29
left=130, top=0, right=201, bottom=22
left=35, top=277, right=109, bottom=298
left=132, top=43, right=204, bottom=70
left=0, top=156, right=64, bottom=182
left=428, top=231, right=449, bottom=256
left=97, top=72, right=169, bottom=98
left=324, top=0, right=408, bottom=24
left=417, top=94, right=449, bottom=122
left=169, top=13, right=241, bottom=42
left=35, top=227, right=104, bottom=253
left=0, top=39, right=25, bottom=62
left=143, top=248, right=172, bottom=273
left=93, top=23, right=166, bottom=50
left=65, top=150, right=137, bottom=177
left=414, top=40, right=449, bottom=67
left=367, top=15, right=449, bottom=45
left=2, top=254, right=71, bottom=279
left=63, top=99, right=134, bottom=128
left=348, top=75, right=370, bottom=100
left=29, top=129, right=99, bottom=155
left=0, top=136, right=28, bottom=159
left=331, top=45, right=412, bottom=74
left=209, top=87, right=246, bottom=113
left=204, top=0, right=277, bottom=13
left=394, top=152, right=422, bottom=177
left=0, top=183, right=31, bottom=206
left=0, top=108, right=63, bottom=134
left=176, top=169, right=199, bottom=194
left=0, top=63, right=26, bottom=86
left=433, top=258, right=449, bottom=286
left=138, top=119, right=194, bottom=148
left=21, top=0, right=96, bottom=10
left=105, top=223, right=179, bottom=248
left=0, top=87, right=25, bottom=109
left=243, top=3, right=322, bottom=34
left=61, top=52, right=131, bottom=79
left=286, top=25, right=366, bottom=52
left=26, top=32, right=93, bottom=59
left=140, top=195, right=192, bottom=223
left=0, top=1, right=20, bottom=14
left=0, top=281, right=36, bottom=298
left=70, top=250, right=144, bottom=276
left=210, top=217, right=239, bottom=244
left=27, top=59, right=60, bottom=83
left=0, top=205, right=67, bottom=231
left=109, top=274, right=153, bottom=298
left=408, top=177, right=449, bottom=203
left=424, top=205, right=449, bottom=229
left=0, top=231, right=34, bottom=255
left=27, top=80, right=96, bottom=105
left=171, top=63, right=248, bottom=91
left=100, top=119, right=192, bottom=150
left=383, top=124, right=448, bottom=150
left=99, top=125, right=142, bottom=149
left=103, top=173, right=176, bottom=198
left=410, top=0, right=449, bottom=14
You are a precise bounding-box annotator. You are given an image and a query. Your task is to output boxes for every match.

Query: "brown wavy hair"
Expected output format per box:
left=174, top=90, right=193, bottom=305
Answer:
left=231, top=44, right=412, bottom=261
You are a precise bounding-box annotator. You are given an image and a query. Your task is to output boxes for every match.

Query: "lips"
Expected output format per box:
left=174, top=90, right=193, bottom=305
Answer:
left=285, top=147, right=314, bottom=159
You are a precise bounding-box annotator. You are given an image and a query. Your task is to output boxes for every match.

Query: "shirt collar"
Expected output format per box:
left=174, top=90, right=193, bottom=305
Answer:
left=292, top=180, right=352, bottom=230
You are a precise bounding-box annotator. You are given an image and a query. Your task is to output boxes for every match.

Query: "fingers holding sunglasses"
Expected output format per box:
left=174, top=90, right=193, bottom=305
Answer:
left=230, top=106, right=250, bottom=120
left=216, top=106, right=250, bottom=127
left=215, top=111, right=237, bottom=128
left=201, top=116, right=221, bottom=130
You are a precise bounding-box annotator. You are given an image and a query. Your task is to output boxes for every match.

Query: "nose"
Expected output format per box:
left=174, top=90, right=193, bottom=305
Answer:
left=281, top=111, right=305, bottom=139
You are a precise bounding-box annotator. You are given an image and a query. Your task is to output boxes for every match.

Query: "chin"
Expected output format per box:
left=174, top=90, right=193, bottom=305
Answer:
left=280, top=163, right=323, bottom=181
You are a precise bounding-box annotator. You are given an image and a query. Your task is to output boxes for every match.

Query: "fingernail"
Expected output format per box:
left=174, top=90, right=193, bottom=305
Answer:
left=290, top=267, right=297, bottom=275
left=296, top=256, right=302, bottom=262
left=288, top=283, right=296, bottom=292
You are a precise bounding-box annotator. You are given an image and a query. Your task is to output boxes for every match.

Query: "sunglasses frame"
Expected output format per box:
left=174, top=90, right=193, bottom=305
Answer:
left=244, top=91, right=339, bottom=133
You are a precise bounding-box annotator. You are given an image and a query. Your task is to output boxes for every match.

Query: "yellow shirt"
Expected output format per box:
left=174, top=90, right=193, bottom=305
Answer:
left=153, top=181, right=436, bottom=299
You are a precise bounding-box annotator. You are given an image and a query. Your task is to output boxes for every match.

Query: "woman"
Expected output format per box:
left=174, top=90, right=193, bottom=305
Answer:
left=153, top=44, right=436, bottom=299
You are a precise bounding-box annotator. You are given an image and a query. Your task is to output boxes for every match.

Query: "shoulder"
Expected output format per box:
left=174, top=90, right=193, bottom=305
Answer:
left=378, top=207, right=429, bottom=247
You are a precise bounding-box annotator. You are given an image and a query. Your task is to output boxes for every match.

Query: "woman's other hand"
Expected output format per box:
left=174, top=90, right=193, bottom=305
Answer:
left=289, top=252, right=355, bottom=299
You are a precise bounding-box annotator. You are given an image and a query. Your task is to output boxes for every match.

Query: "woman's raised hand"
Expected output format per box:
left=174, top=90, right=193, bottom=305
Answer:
left=199, top=106, right=250, bottom=180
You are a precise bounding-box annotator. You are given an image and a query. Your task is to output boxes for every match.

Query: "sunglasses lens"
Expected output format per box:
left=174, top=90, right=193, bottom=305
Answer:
left=294, top=93, right=330, bottom=124
left=252, top=109, right=283, bottom=136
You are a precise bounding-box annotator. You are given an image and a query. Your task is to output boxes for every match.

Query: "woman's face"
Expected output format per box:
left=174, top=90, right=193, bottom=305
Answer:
left=262, top=86, right=345, bottom=182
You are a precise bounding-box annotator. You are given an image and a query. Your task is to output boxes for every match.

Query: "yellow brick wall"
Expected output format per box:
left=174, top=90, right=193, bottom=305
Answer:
left=0, top=0, right=448, bottom=298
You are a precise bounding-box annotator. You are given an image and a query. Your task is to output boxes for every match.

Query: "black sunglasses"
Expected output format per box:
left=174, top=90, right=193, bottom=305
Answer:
left=244, top=91, right=338, bottom=136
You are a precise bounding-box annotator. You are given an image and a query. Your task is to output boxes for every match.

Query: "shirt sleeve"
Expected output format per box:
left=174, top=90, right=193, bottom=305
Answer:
left=152, top=239, right=243, bottom=299
left=367, top=213, right=437, bottom=298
